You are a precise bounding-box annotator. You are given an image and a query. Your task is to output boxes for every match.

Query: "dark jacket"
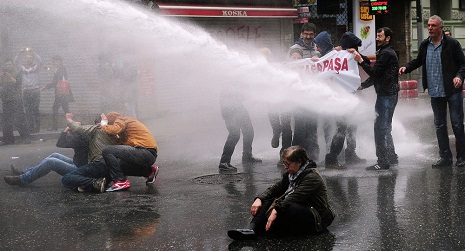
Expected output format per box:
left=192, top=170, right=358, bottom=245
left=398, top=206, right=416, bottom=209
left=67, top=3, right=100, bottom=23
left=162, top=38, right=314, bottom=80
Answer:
left=56, top=131, right=89, bottom=167
left=257, top=162, right=335, bottom=229
left=45, top=64, right=69, bottom=96
left=0, top=70, right=22, bottom=102
left=403, top=34, right=465, bottom=96
left=359, top=44, right=399, bottom=96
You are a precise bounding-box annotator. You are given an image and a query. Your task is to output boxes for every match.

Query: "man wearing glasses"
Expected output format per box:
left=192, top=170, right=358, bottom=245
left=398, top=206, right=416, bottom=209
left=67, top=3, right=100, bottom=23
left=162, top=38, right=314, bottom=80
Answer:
left=289, top=22, right=320, bottom=59
left=288, top=23, right=321, bottom=163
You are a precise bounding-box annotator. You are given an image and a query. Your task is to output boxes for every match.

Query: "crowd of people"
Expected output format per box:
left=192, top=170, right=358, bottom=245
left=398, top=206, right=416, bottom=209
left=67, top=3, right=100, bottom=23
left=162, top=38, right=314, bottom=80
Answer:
left=0, top=48, right=69, bottom=144
left=226, top=15, right=465, bottom=240
left=2, top=14, right=465, bottom=241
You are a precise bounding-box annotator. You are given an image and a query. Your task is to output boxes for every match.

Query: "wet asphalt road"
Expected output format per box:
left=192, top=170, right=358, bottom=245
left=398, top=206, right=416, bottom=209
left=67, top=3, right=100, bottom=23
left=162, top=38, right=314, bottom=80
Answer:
left=2, top=94, right=465, bottom=251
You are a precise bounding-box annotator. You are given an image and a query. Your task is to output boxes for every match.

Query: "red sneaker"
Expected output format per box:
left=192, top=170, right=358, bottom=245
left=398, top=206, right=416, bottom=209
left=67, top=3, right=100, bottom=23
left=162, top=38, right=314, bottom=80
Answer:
left=146, top=165, right=160, bottom=185
left=106, top=179, right=131, bottom=192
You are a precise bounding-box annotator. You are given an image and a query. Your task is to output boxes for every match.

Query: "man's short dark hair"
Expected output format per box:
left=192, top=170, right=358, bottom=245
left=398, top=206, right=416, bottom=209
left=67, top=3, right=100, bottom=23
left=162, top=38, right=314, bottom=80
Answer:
left=377, top=27, right=393, bottom=43
left=301, top=23, right=317, bottom=33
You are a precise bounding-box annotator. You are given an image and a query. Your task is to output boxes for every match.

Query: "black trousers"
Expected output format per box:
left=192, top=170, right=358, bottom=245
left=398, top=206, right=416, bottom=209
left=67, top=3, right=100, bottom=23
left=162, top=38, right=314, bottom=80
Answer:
left=102, top=145, right=157, bottom=182
left=2, top=99, right=30, bottom=143
left=292, top=109, right=319, bottom=161
left=220, top=106, right=254, bottom=163
left=51, top=95, right=70, bottom=129
left=268, top=111, right=293, bottom=153
left=251, top=199, right=320, bottom=236
left=23, top=89, right=41, bottom=133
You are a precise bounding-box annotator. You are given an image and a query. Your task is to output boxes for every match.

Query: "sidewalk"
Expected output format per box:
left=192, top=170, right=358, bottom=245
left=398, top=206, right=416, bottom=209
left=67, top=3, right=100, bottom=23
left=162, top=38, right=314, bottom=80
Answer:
left=0, top=127, right=62, bottom=143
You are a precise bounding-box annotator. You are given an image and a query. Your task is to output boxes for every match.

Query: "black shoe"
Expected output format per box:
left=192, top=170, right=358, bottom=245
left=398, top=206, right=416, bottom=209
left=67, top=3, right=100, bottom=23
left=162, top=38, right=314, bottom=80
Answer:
left=345, top=154, right=367, bottom=165
left=242, top=156, right=262, bottom=164
left=10, top=165, right=24, bottom=175
left=4, top=176, right=23, bottom=186
left=219, top=163, right=237, bottom=171
left=366, top=163, right=389, bottom=171
left=227, top=229, right=257, bottom=240
left=432, top=158, right=453, bottom=168
left=271, top=134, right=280, bottom=148
left=92, top=177, right=106, bottom=193
left=456, top=158, right=465, bottom=167
left=325, top=161, right=347, bottom=170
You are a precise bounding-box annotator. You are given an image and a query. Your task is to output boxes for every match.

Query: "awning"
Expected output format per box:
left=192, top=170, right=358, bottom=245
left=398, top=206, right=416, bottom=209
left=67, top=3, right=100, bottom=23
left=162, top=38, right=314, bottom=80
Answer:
left=158, top=4, right=298, bottom=18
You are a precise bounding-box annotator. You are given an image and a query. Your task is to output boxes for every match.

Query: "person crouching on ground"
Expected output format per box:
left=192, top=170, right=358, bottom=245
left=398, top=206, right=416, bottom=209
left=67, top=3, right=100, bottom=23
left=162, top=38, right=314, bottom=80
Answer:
left=100, top=112, right=158, bottom=192
left=227, top=146, right=335, bottom=240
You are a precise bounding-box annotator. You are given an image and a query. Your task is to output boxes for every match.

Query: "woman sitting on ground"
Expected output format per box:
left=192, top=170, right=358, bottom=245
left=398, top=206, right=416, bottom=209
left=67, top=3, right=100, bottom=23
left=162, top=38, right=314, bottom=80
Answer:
left=228, top=146, right=335, bottom=240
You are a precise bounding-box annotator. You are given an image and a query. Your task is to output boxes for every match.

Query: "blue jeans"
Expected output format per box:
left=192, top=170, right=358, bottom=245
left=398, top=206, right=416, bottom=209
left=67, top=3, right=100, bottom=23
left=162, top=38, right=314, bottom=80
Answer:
left=61, top=160, right=108, bottom=191
left=430, top=93, right=465, bottom=160
left=102, top=145, right=157, bottom=182
left=20, top=153, right=77, bottom=184
left=374, top=94, right=398, bottom=165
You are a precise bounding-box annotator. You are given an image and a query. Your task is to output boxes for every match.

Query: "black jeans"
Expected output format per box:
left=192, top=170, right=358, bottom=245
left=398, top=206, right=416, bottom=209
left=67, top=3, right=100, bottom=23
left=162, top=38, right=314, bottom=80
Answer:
left=430, top=93, right=465, bottom=160
left=2, top=99, right=30, bottom=143
left=268, top=111, right=293, bottom=153
left=251, top=199, right=320, bottom=235
left=220, top=106, right=254, bottom=163
left=102, top=145, right=157, bottom=182
left=51, top=95, right=70, bottom=129
left=326, top=117, right=348, bottom=162
left=292, top=109, right=319, bottom=161
left=23, top=89, right=41, bottom=133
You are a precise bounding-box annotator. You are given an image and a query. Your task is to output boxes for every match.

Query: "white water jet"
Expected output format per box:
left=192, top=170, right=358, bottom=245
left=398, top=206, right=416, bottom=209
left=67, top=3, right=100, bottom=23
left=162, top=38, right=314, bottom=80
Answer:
left=0, top=0, right=430, bottom=161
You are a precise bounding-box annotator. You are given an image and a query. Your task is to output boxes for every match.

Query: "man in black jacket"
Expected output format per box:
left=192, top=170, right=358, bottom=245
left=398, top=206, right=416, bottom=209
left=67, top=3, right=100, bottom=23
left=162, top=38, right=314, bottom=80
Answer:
left=353, top=27, right=399, bottom=170
left=399, top=15, right=465, bottom=168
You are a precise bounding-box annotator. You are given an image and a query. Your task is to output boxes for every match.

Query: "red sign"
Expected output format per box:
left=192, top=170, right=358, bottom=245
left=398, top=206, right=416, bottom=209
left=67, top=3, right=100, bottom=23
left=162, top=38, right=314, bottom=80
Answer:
left=158, top=4, right=298, bottom=18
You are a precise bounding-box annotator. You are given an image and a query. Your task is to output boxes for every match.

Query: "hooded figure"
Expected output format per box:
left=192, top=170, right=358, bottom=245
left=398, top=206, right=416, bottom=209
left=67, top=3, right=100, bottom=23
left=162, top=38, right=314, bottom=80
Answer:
left=314, top=31, right=334, bottom=56
left=339, top=32, right=362, bottom=50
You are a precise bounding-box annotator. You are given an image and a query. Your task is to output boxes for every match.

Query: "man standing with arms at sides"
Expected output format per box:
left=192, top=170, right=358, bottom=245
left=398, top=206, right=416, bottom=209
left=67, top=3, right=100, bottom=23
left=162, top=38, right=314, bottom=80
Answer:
left=399, top=15, right=465, bottom=168
left=353, top=27, right=399, bottom=171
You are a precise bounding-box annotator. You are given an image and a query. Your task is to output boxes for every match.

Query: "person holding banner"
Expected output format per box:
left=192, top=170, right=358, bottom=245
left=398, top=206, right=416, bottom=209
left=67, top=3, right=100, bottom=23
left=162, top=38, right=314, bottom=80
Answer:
left=353, top=27, right=399, bottom=171
left=289, top=24, right=320, bottom=162
left=313, top=31, right=344, bottom=169
left=399, top=15, right=465, bottom=168
left=289, top=22, right=320, bottom=59
left=324, top=32, right=368, bottom=168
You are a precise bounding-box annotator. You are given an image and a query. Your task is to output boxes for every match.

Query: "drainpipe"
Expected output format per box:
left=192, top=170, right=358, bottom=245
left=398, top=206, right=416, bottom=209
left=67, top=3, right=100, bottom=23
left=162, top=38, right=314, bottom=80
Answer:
left=416, top=0, right=423, bottom=91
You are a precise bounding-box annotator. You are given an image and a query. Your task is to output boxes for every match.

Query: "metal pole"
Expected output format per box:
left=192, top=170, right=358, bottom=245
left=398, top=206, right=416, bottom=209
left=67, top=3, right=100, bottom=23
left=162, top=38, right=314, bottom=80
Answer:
left=416, top=0, right=423, bottom=91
